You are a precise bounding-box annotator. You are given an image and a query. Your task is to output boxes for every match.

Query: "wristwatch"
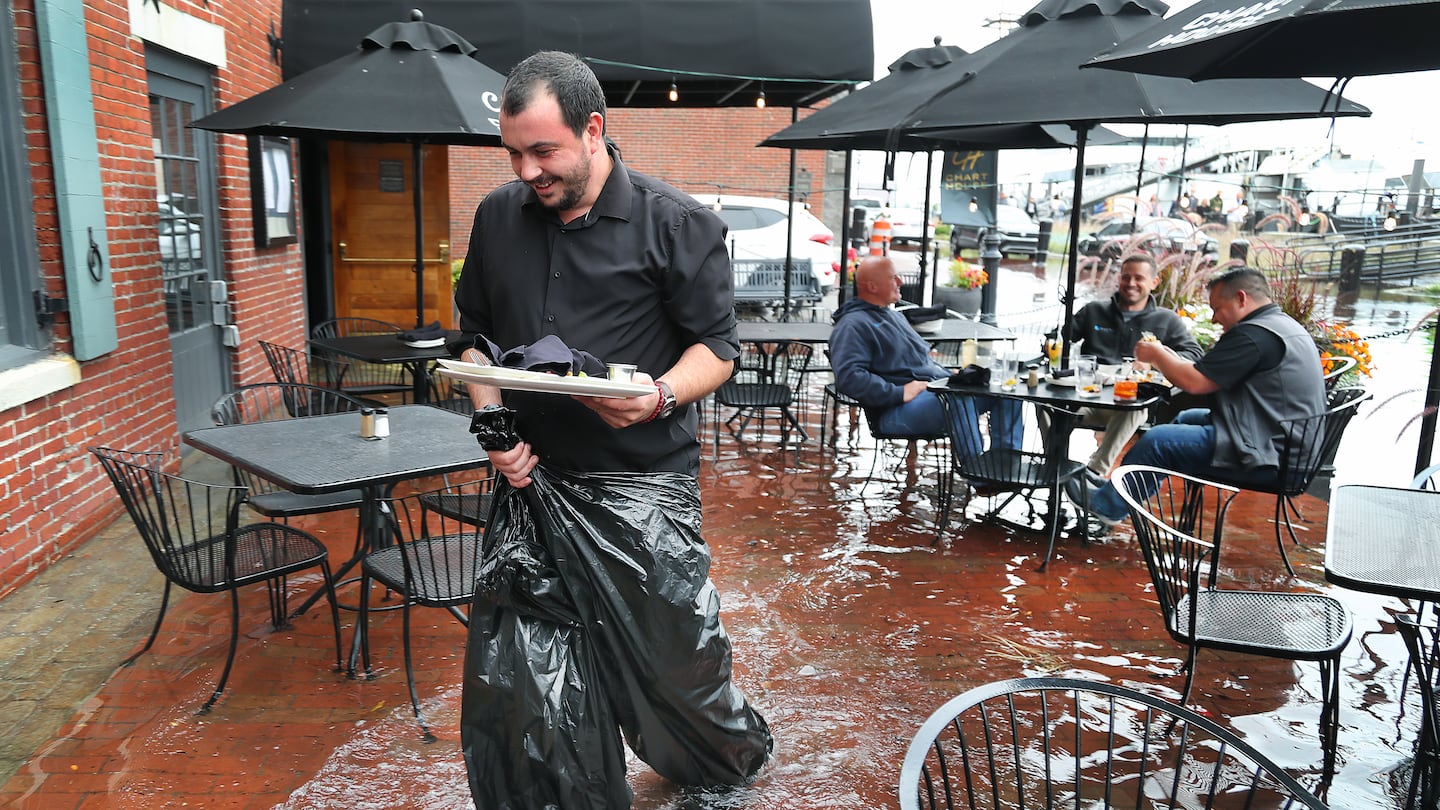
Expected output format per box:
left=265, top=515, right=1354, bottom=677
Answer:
left=651, top=380, right=677, bottom=422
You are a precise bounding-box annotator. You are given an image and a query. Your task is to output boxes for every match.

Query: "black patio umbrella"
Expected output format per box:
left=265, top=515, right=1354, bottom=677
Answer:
left=1084, top=0, right=1440, bottom=81
left=1086, top=0, right=1440, bottom=476
left=192, top=11, right=505, bottom=328
left=761, top=38, right=1124, bottom=305
left=889, top=0, right=1370, bottom=353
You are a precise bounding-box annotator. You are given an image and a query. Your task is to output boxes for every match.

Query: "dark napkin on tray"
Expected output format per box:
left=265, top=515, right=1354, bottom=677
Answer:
left=948, top=364, right=990, bottom=387
left=475, top=334, right=607, bottom=378
left=1136, top=381, right=1171, bottom=402
left=398, top=321, right=446, bottom=342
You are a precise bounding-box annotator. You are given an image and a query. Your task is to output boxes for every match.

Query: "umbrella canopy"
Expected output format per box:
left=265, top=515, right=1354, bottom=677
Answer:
left=890, top=0, right=1370, bottom=350
left=279, top=0, right=874, bottom=108
left=1084, top=0, right=1440, bottom=80
left=191, top=12, right=504, bottom=145
left=192, top=12, right=505, bottom=328
left=761, top=38, right=1124, bottom=152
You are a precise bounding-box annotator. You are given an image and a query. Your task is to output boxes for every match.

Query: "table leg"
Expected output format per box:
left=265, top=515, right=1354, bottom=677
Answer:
left=408, top=360, right=432, bottom=404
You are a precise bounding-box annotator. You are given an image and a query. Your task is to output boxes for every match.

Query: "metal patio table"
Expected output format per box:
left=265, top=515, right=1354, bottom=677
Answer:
left=309, top=331, right=464, bottom=404
left=183, top=404, right=487, bottom=670
left=1325, top=484, right=1440, bottom=603
left=933, top=377, right=1160, bottom=565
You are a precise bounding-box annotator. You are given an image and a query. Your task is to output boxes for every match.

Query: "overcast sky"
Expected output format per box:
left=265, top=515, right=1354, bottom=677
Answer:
left=864, top=0, right=1440, bottom=202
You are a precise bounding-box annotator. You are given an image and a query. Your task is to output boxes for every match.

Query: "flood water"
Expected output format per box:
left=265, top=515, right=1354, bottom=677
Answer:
left=6, top=261, right=1438, bottom=809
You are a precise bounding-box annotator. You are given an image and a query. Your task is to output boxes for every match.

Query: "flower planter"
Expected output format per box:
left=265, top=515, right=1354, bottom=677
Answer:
left=934, top=285, right=982, bottom=317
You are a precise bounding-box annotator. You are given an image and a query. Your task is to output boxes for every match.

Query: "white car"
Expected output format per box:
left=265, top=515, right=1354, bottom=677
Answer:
left=157, top=199, right=203, bottom=268
left=711, top=194, right=839, bottom=291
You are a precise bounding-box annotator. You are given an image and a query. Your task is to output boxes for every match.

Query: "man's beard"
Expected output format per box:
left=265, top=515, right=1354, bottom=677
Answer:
left=537, top=159, right=590, bottom=213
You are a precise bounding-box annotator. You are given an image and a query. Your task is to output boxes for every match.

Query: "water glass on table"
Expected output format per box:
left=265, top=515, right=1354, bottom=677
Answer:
left=1075, top=354, right=1100, bottom=397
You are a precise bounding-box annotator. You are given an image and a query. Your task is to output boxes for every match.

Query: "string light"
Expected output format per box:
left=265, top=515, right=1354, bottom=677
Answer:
left=968, top=197, right=979, bottom=213
left=1384, top=214, right=1397, bottom=231
left=755, top=87, right=766, bottom=109
left=668, top=79, right=678, bottom=103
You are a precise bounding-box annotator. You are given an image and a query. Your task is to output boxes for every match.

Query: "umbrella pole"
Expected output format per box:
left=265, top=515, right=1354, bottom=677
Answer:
left=838, top=152, right=853, bottom=306
left=782, top=108, right=798, bottom=322
left=919, top=151, right=933, bottom=303
left=412, top=141, right=426, bottom=329
left=1062, top=124, right=1091, bottom=366
left=1132, top=124, right=1149, bottom=230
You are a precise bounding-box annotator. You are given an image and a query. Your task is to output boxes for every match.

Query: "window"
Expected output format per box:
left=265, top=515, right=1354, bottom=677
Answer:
left=0, top=0, right=45, bottom=368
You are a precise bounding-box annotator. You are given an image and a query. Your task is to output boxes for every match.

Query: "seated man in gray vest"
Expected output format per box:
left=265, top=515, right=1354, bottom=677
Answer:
left=1067, top=267, right=1325, bottom=526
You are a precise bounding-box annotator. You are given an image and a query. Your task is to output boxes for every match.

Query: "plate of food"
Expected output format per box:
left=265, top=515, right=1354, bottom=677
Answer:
left=435, top=360, right=653, bottom=398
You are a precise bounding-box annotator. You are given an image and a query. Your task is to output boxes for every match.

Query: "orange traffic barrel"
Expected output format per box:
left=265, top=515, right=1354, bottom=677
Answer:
left=869, top=216, right=891, bottom=255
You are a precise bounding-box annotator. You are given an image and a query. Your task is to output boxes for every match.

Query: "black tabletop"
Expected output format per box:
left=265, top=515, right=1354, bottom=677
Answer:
left=1325, top=484, right=1440, bottom=602
left=309, top=331, right=464, bottom=365
left=737, top=318, right=1015, bottom=345
left=932, top=378, right=1159, bottom=412
left=183, top=405, right=486, bottom=494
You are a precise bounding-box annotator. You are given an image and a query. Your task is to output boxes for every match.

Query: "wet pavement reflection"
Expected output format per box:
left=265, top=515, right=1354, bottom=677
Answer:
left=3, top=267, right=1438, bottom=809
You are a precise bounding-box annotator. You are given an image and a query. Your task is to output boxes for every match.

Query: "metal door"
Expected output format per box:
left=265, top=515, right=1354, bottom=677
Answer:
left=147, top=52, right=227, bottom=435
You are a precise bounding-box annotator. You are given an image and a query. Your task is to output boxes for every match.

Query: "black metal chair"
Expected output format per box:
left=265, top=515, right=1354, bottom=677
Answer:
left=818, top=381, right=862, bottom=448
left=900, top=677, right=1329, bottom=810
left=712, top=340, right=812, bottom=452
left=1113, top=464, right=1353, bottom=779
left=211, top=382, right=370, bottom=554
left=258, top=339, right=351, bottom=393
left=90, top=446, right=342, bottom=714
left=1397, top=614, right=1440, bottom=810
left=310, top=317, right=416, bottom=402
left=358, top=482, right=488, bottom=741
left=1211, top=385, right=1370, bottom=575
left=936, top=394, right=1090, bottom=570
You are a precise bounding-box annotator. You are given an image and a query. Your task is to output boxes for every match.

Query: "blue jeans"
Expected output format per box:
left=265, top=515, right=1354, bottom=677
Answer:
left=877, top=390, right=1022, bottom=457
left=1089, top=408, right=1217, bottom=520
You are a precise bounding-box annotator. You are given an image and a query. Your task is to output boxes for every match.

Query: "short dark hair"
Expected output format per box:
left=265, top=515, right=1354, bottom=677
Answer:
left=1206, top=266, right=1272, bottom=301
left=1120, top=254, right=1157, bottom=276
left=502, top=51, right=606, bottom=137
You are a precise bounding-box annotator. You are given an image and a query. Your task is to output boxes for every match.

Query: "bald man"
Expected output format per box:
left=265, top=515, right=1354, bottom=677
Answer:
left=829, top=255, right=1021, bottom=460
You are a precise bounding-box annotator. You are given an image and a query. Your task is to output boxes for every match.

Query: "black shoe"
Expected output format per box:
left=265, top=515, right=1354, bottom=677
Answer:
left=1083, top=469, right=1107, bottom=488
left=1064, top=474, right=1119, bottom=529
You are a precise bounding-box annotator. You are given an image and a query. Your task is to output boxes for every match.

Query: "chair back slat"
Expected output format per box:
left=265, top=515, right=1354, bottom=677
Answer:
left=381, top=482, right=491, bottom=608
left=259, top=339, right=349, bottom=390
left=899, top=677, right=1329, bottom=810
left=91, top=447, right=245, bottom=592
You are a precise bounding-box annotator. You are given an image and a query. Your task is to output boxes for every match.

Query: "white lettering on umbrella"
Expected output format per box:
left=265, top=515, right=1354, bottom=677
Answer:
left=1146, top=0, right=1297, bottom=49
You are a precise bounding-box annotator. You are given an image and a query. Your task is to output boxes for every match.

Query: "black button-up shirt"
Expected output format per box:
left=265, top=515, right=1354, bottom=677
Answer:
left=456, top=152, right=739, bottom=475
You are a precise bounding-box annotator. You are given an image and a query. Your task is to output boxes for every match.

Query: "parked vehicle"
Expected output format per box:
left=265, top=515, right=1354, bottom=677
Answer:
left=712, top=194, right=838, bottom=291
left=157, top=198, right=203, bottom=269
left=949, top=205, right=1041, bottom=257
left=1077, top=216, right=1219, bottom=259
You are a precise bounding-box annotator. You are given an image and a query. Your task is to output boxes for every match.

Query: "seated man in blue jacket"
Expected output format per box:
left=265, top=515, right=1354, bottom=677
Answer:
left=830, top=255, right=1022, bottom=460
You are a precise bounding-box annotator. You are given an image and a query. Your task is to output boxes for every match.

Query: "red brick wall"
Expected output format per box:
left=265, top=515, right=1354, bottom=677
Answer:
left=0, top=0, right=301, bottom=598
left=448, top=106, right=831, bottom=259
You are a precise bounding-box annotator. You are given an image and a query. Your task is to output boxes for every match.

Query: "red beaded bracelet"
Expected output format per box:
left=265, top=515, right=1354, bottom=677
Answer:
left=641, top=382, right=666, bottom=424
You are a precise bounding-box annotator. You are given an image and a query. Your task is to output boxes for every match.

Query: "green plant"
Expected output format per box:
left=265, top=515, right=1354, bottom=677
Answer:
left=945, top=258, right=988, bottom=289
left=451, top=257, right=465, bottom=285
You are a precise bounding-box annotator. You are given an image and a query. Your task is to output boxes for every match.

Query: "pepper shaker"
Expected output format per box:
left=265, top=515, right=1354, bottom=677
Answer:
left=360, top=407, right=376, bottom=439
left=1026, top=364, right=1040, bottom=388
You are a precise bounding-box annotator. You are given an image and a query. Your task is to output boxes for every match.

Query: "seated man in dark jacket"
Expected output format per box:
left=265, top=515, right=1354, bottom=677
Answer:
left=829, top=256, right=1021, bottom=458
left=1063, top=254, right=1202, bottom=483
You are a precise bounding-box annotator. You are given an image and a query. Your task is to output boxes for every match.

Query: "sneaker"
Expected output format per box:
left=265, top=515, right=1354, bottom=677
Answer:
left=1063, top=474, right=1120, bottom=529
left=1083, top=468, right=1107, bottom=488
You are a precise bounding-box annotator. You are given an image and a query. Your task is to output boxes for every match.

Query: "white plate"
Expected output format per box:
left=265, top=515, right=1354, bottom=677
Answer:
left=435, top=360, right=652, bottom=398
left=1047, top=375, right=1077, bottom=387
left=401, top=337, right=447, bottom=348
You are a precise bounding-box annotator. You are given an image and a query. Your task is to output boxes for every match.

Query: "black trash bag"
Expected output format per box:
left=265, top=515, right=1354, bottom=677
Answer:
left=461, top=466, right=773, bottom=810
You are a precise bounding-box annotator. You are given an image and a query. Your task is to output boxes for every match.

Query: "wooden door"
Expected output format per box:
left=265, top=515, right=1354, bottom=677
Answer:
left=329, top=142, right=454, bottom=329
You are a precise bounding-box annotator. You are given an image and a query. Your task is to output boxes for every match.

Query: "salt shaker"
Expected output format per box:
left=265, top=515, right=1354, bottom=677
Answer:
left=373, top=407, right=390, bottom=439
left=360, top=407, right=376, bottom=439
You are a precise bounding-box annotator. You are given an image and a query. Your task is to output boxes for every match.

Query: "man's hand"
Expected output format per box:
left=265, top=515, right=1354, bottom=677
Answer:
left=574, top=372, right=661, bottom=428
left=902, top=379, right=930, bottom=402
left=488, top=441, right=540, bottom=489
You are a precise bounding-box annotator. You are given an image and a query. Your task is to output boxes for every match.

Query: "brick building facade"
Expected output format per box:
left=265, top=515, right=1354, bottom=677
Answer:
left=1, top=0, right=839, bottom=598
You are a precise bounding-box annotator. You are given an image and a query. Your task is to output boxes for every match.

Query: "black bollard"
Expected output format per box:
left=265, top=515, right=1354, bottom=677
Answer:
left=1229, top=239, right=1249, bottom=263
left=1338, top=244, right=1365, bottom=299
left=980, top=230, right=1001, bottom=325
left=1034, top=220, right=1053, bottom=269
